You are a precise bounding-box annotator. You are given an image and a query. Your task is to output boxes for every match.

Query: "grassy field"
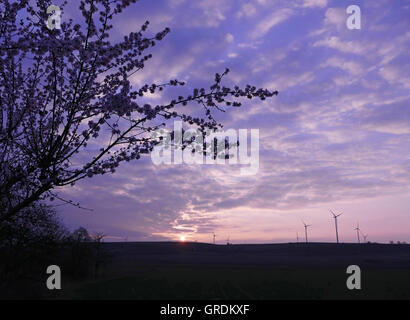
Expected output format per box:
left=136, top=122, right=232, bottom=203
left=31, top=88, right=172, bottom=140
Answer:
left=57, top=266, right=410, bottom=300
left=47, top=242, right=410, bottom=300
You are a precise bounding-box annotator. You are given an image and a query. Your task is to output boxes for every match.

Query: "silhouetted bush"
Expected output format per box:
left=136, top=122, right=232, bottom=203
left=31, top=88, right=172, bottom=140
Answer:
left=63, top=227, right=109, bottom=279
left=0, top=203, right=68, bottom=297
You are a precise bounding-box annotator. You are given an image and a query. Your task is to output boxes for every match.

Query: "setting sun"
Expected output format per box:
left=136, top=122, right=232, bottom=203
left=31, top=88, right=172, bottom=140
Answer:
left=180, top=236, right=186, bottom=242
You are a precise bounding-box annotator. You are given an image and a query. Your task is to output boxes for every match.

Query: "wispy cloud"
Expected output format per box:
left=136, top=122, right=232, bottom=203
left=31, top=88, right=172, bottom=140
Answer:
left=250, top=8, right=294, bottom=39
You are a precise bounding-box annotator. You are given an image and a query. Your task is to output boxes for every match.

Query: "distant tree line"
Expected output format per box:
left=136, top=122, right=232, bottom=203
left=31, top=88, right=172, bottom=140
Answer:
left=0, top=202, right=108, bottom=298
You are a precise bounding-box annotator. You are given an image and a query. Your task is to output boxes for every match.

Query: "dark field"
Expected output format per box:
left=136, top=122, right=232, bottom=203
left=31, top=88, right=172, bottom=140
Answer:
left=46, top=242, right=410, bottom=300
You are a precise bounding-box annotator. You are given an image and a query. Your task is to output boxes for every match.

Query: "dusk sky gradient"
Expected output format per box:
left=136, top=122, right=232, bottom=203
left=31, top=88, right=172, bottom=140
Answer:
left=56, top=0, right=410, bottom=244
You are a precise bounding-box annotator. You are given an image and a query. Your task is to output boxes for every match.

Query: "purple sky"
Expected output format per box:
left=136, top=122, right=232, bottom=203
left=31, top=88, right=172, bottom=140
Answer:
left=57, top=0, right=410, bottom=244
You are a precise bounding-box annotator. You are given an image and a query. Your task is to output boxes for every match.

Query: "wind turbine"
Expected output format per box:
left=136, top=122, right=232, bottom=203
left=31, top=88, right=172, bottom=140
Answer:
left=360, top=230, right=368, bottom=243
left=226, top=235, right=230, bottom=245
left=302, top=221, right=311, bottom=244
left=213, top=233, right=216, bottom=244
left=330, top=209, right=342, bottom=244
left=354, top=222, right=361, bottom=244
left=296, top=232, right=299, bottom=243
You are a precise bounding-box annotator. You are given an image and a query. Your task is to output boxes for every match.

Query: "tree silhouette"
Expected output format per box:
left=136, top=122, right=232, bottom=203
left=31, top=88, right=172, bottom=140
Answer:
left=0, top=0, right=278, bottom=222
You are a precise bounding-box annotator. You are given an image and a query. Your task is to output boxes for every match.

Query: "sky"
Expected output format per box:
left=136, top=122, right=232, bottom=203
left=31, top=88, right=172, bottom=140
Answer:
left=57, top=0, right=410, bottom=244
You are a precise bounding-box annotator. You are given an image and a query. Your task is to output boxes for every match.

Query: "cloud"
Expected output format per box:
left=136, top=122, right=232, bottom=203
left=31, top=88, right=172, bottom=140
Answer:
left=352, top=99, right=410, bottom=134
left=313, top=36, right=369, bottom=55
left=250, top=8, right=294, bottom=39
left=236, top=3, right=257, bottom=18
left=191, top=0, right=231, bottom=27
left=225, top=33, right=234, bottom=43
left=301, top=0, right=328, bottom=8
left=321, top=57, right=364, bottom=76
left=324, top=7, right=346, bottom=30
left=379, top=65, right=410, bottom=89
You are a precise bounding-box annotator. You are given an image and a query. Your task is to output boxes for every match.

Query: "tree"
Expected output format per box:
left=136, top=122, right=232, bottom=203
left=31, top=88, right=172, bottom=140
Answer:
left=0, top=0, right=278, bottom=222
left=71, top=226, right=92, bottom=242
left=0, top=202, right=68, bottom=283
left=0, top=202, right=67, bottom=250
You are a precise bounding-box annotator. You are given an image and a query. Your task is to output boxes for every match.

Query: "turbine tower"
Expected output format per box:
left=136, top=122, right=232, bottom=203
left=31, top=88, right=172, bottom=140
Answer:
left=354, top=223, right=361, bottom=244
left=213, top=233, right=216, bottom=244
left=330, top=209, right=342, bottom=244
left=303, top=221, right=311, bottom=244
